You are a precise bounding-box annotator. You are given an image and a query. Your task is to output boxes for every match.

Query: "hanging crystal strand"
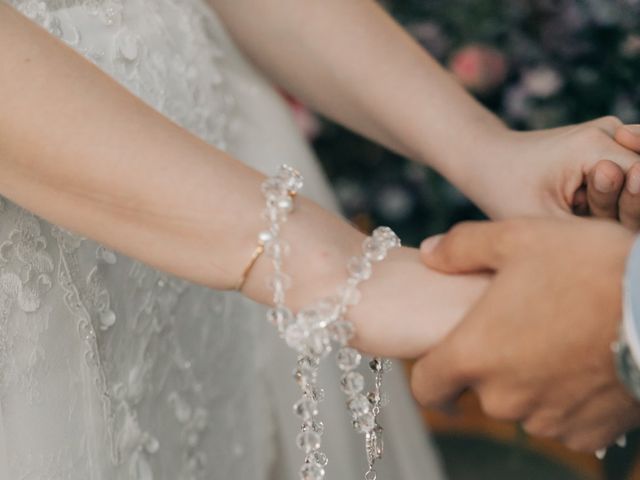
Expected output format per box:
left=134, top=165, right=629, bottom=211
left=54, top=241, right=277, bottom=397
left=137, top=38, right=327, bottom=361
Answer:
left=288, top=299, right=337, bottom=478
left=294, top=353, right=328, bottom=479
left=262, top=165, right=302, bottom=338
left=363, top=357, right=388, bottom=480
left=333, top=227, right=400, bottom=480
left=259, top=166, right=328, bottom=479
left=258, top=166, right=401, bottom=480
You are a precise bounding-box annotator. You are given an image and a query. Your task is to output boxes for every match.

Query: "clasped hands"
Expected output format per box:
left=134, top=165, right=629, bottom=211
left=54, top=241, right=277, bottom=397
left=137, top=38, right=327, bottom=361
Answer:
left=409, top=124, right=640, bottom=453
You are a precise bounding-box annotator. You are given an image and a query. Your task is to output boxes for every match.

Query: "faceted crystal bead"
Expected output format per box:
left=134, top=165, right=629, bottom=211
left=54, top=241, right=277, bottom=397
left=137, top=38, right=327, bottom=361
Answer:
left=340, top=371, right=365, bottom=395
left=372, top=226, right=401, bottom=249
left=298, top=356, right=320, bottom=373
left=337, top=284, right=362, bottom=306
left=297, top=307, right=323, bottom=328
left=371, top=425, right=384, bottom=459
left=383, top=358, right=393, bottom=372
left=278, top=165, right=304, bottom=193
left=313, top=297, right=340, bottom=323
left=294, top=398, right=319, bottom=421
left=369, top=358, right=384, bottom=372
left=293, top=368, right=311, bottom=387
left=277, top=196, right=294, bottom=213
left=329, top=321, right=355, bottom=345
left=353, top=412, right=376, bottom=433
left=305, top=328, right=331, bottom=357
left=263, top=203, right=287, bottom=223
left=300, top=462, right=325, bottom=480
left=336, top=347, right=362, bottom=371
left=367, top=391, right=380, bottom=406
left=267, top=306, right=293, bottom=331
left=312, top=421, right=325, bottom=435
left=309, top=386, right=326, bottom=402
left=285, top=324, right=307, bottom=352
left=306, top=451, right=329, bottom=467
left=348, top=394, right=371, bottom=417
left=297, top=430, right=322, bottom=454
left=261, top=177, right=285, bottom=199
left=258, top=230, right=274, bottom=245
left=362, top=237, right=386, bottom=262
left=265, top=239, right=291, bottom=261
left=266, top=272, right=291, bottom=291
left=347, top=256, right=372, bottom=280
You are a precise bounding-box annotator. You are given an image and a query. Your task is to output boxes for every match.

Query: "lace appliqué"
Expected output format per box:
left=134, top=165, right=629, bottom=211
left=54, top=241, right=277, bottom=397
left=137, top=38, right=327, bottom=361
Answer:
left=1, top=1, right=264, bottom=479
left=0, top=209, right=54, bottom=405
left=10, top=0, right=238, bottom=151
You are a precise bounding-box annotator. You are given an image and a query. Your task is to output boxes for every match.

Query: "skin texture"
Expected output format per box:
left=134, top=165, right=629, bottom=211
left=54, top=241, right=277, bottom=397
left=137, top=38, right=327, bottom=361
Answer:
left=614, top=126, right=640, bottom=229
left=413, top=218, right=640, bottom=452
left=210, top=0, right=640, bottom=223
left=0, top=3, right=486, bottom=361
left=0, top=2, right=638, bottom=359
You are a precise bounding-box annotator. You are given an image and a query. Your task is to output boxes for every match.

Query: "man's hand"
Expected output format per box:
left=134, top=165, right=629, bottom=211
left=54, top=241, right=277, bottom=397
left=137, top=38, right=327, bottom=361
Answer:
left=473, top=118, right=640, bottom=229
left=412, top=218, right=640, bottom=452
left=580, top=124, right=640, bottom=228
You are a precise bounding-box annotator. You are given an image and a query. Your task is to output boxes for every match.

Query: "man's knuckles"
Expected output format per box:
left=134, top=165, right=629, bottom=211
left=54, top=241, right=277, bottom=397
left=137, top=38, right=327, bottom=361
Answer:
left=523, top=412, right=565, bottom=439
left=477, top=386, right=533, bottom=421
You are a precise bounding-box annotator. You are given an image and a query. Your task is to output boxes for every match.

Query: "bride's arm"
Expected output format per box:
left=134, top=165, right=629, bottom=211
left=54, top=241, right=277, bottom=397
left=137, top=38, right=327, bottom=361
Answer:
left=209, top=0, right=640, bottom=222
left=210, top=0, right=501, bottom=175
left=0, top=4, right=351, bottom=302
left=0, top=5, right=485, bottom=357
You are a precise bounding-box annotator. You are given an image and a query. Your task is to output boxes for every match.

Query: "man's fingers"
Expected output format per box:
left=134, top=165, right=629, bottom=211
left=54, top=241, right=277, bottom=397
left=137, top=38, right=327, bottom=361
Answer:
left=586, top=159, right=624, bottom=220
left=410, top=306, right=487, bottom=408
left=411, top=341, right=469, bottom=408
left=619, top=162, right=640, bottom=230
left=559, top=389, right=640, bottom=452
left=411, top=290, right=499, bottom=408
left=572, top=186, right=589, bottom=216
left=615, top=125, right=640, bottom=153
left=420, top=221, right=520, bottom=274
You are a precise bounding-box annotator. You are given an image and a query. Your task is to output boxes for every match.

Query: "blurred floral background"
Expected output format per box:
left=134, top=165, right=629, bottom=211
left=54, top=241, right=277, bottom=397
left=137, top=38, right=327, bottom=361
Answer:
left=291, top=0, right=640, bottom=247
left=288, top=0, right=640, bottom=478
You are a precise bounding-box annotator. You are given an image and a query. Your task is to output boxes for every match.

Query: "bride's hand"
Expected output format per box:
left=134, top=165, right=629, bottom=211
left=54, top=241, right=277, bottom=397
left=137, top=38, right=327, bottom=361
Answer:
left=243, top=205, right=487, bottom=360
left=347, top=247, right=488, bottom=359
left=457, top=116, right=640, bottom=227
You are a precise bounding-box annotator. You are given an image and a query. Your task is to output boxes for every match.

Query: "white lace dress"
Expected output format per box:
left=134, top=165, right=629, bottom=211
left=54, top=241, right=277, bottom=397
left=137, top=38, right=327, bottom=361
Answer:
left=0, top=1, right=446, bottom=479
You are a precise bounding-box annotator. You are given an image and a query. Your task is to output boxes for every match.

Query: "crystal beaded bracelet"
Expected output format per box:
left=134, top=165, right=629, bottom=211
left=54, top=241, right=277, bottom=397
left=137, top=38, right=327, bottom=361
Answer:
left=255, top=165, right=400, bottom=480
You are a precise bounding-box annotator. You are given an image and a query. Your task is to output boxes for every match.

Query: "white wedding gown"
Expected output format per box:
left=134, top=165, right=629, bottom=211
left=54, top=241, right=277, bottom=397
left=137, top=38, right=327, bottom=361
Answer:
left=0, top=1, right=446, bottom=479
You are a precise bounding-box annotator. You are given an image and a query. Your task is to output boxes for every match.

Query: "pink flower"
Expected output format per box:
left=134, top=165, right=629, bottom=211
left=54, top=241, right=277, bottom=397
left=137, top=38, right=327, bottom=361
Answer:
left=449, top=44, right=508, bottom=94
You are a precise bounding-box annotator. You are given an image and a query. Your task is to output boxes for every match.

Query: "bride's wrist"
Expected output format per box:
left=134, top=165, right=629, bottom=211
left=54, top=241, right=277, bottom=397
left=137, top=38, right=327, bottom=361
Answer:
left=241, top=197, right=365, bottom=310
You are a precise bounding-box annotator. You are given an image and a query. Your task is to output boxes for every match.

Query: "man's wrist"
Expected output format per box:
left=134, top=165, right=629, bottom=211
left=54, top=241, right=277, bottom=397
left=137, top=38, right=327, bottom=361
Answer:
left=615, top=235, right=640, bottom=400
left=622, top=236, right=640, bottom=366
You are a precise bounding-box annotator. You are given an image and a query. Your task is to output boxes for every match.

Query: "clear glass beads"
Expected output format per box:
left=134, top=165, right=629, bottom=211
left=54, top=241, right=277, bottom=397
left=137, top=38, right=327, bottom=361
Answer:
left=258, top=166, right=400, bottom=480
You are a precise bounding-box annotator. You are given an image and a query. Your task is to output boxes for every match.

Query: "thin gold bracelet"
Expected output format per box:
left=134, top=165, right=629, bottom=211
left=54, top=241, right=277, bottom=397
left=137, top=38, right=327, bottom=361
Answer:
left=234, top=243, right=265, bottom=292
left=235, top=190, right=297, bottom=292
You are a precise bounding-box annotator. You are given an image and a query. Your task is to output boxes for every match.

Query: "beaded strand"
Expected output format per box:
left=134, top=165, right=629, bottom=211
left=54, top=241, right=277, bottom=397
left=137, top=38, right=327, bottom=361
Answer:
left=255, top=165, right=400, bottom=480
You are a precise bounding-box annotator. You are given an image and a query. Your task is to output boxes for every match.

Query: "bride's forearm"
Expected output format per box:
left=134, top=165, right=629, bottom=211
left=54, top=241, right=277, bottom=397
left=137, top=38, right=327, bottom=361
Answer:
left=0, top=4, right=362, bottom=305
left=209, top=0, right=507, bottom=182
